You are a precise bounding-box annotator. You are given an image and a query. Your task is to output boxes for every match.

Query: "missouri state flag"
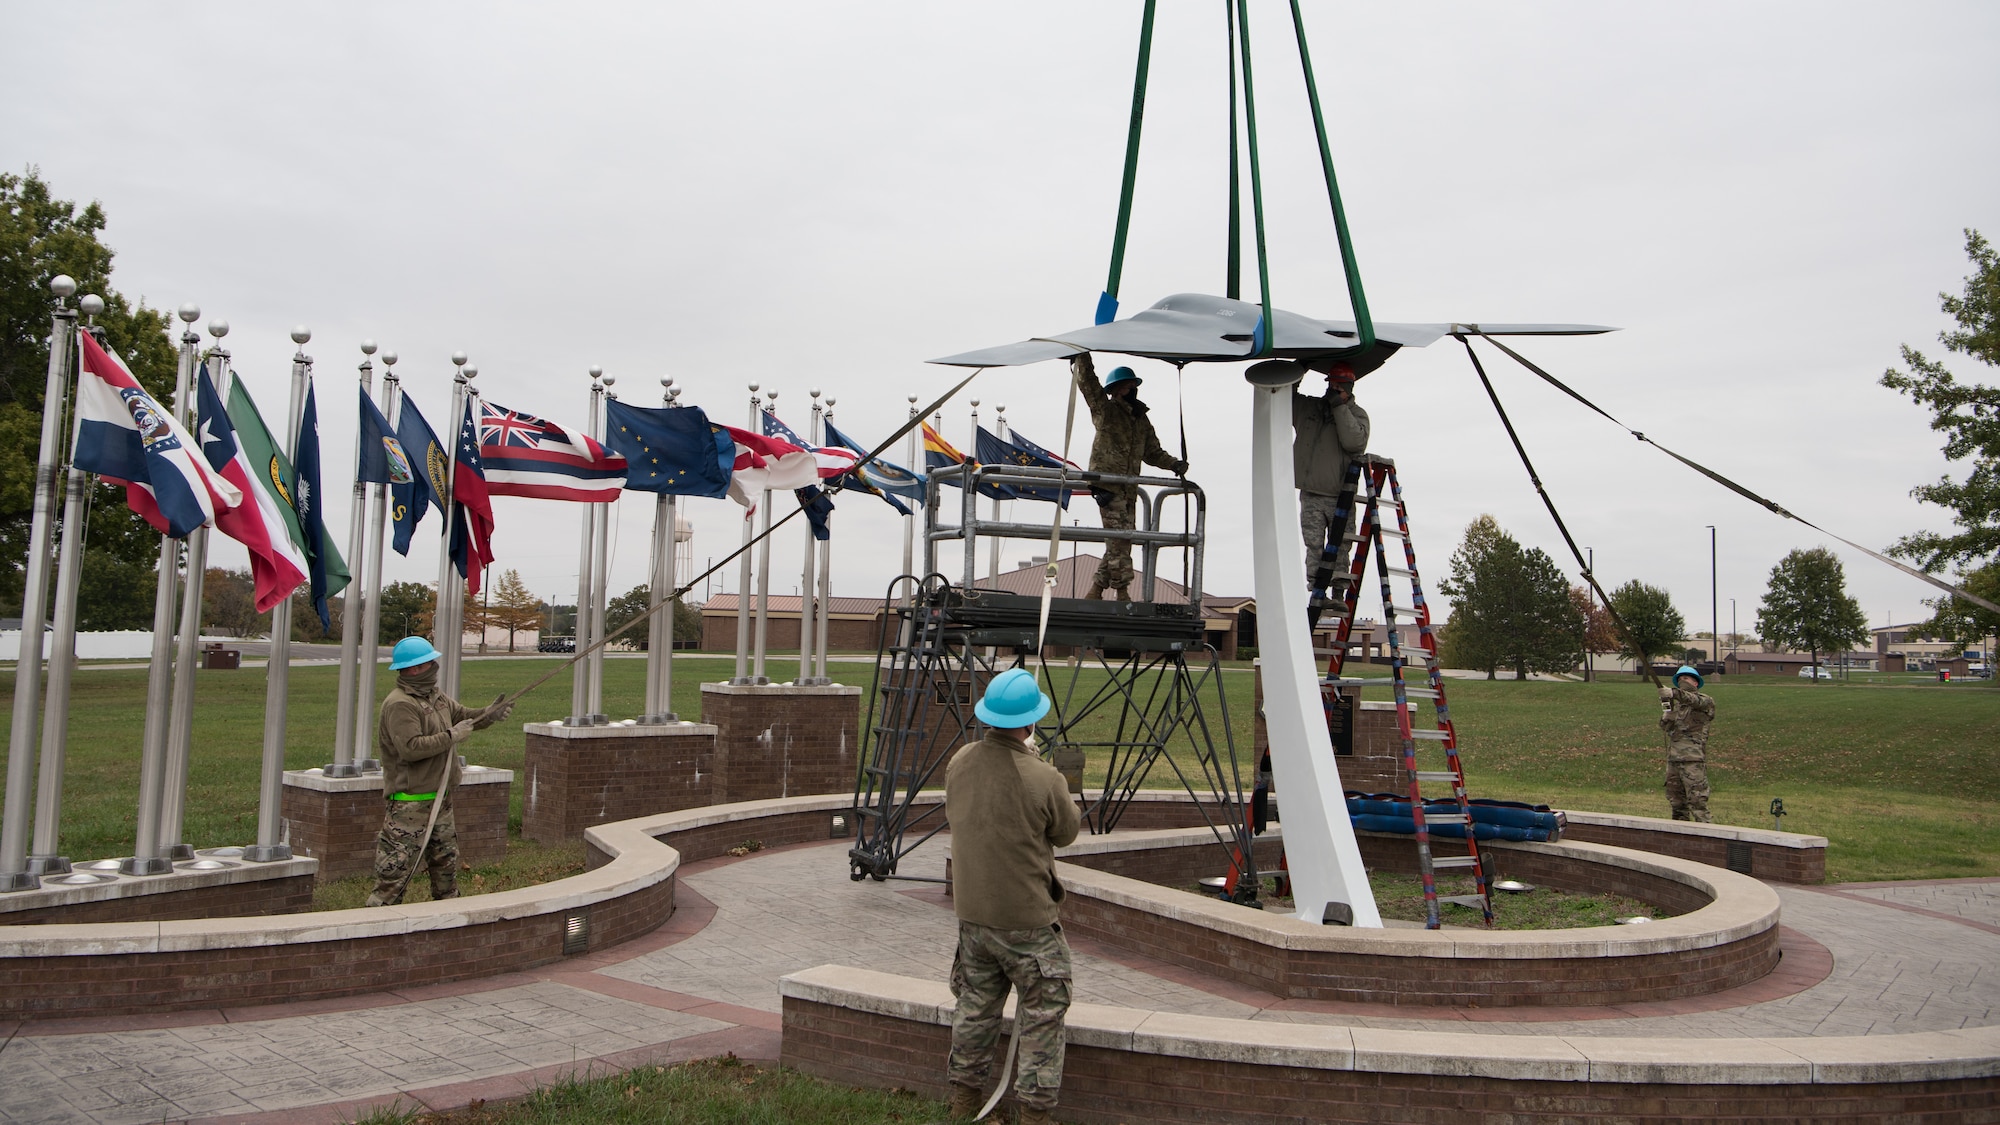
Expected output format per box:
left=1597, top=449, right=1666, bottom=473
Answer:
left=477, top=399, right=626, bottom=502
left=71, top=329, right=241, bottom=538
left=195, top=365, right=308, bottom=612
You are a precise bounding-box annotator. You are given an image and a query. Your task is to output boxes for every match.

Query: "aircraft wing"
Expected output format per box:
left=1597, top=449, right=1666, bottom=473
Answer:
left=929, top=292, right=1616, bottom=369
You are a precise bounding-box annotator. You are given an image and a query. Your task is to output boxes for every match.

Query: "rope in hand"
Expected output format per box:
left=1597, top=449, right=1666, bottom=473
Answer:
left=493, top=366, right=991, bottom=710
left=1464, top=331, right=2000, bottom=617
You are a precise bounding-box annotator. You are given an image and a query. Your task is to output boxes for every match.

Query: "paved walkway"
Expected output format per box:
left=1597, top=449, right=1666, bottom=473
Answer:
left=0, top=848, right=1993, bottom=1125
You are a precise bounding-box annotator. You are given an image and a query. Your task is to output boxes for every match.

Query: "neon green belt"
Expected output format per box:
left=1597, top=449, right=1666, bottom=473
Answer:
left=390, top=791, right=437, bottom=802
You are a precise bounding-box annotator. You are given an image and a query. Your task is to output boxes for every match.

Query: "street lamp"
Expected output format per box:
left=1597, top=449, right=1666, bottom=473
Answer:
left=1706, top=526, right=1718, bottom=664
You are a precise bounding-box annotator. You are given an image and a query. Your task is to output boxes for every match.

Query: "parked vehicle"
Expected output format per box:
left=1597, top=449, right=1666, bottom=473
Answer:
left=1799, top=665, right=1834, bottom=680
left=538, top=636, right=577, bottom=653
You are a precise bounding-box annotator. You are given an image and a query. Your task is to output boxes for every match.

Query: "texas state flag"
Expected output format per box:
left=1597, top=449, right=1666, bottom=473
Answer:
left=196, top=364, right=308, bottom=612
left=71, top=330, right=240, bottom=538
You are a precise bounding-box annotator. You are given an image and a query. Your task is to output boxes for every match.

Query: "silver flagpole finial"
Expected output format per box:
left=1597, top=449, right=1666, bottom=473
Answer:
left=178, top=302, right=200, bottom=324
left=50, top=274, right=76, bottom=301
left=291, top=326, right=312, bottom=346
left=382, top=350, right=398, bottom=368
left=747, top=382, right=759, bottom=392
left=810, top=387, right=822, bottom=399
left=908, top=394, right=918, bottom=404
left=589, top=365, right=603, bottom=382
left=208, top=318, right=229, bottom=339
left=79, top=295, right=104, bottom=319
left=461, top=365, right=477, bottom=382
left=360, top=339, right=377, bottom=356
left=452, top=351, right=468, bottom=368
left=601, top=375, right=615, bottom=388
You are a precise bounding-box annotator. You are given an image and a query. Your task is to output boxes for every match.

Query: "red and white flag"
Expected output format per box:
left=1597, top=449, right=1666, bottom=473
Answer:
left=71, top=330, right=241, bottom=539
left=198, top=366, right=307, bottom=612
left=722, top=425, right=818, bottom=508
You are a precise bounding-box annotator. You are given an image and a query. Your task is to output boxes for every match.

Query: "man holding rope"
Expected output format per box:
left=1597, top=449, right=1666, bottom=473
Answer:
left=364, top=637, right=515, bottom=907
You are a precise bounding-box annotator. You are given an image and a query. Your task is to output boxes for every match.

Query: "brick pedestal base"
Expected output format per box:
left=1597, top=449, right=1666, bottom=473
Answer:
left=281, top=765, right=512, bottom=882
left=699, top=682, right=862, bottom=803
left=521, top=721, right=719, bottom=844
left=1253, top=662, right=1411, bottom=794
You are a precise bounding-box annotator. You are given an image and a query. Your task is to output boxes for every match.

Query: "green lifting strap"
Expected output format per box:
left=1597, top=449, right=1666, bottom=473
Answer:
left=1224, top=0, right=1242, bottom=302
left=1234, top=0, right=1275, bottom=356
left=1289, top=0, right=1374, bottom=352
left=1100, top=0, right=1159, bottom=326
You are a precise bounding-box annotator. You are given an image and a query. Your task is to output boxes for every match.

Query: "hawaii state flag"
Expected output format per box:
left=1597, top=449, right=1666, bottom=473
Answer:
left=196, top=365, right=308, bottom=612
left=477, top=399, right=626, bottom=501
left=71, top=329, right=241, bottom=538
left=449, top=399, right=496, bottom=595
left=723, top=425, right=819, bottom=508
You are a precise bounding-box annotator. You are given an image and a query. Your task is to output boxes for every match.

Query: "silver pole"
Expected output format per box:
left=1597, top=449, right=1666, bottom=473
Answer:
left=966, top=399, right=981, bottom=590
left=0, top=278, right=81, bottom=889
left=569, top=372, right=599, bottom=724
left=753, top=390, right=777, bottom=684
left=732, top=384, right=760, bottom=685
left=249, top=327, right=313, bottom=861
left=329, top=342, right=377, bottom=776
left=642, top=379, right=679, bottom=722
left=159, top=318, right=230, bottom=859
left=352, top=357, right=400, bottom=772
left=26, top=295, right=98, bottom=876
left=588, top=378, right=614, bottom=720
left=814, top=397, right=836, bottom=680
left=434, top=354, right=469, bottom=700
left=798, top=389, right=822, bottom=683
left=902, top=394, right=918, bottom=596
left=123, top=304, right=203, bottom=876
left=990, top=404, right=1007, bottom=586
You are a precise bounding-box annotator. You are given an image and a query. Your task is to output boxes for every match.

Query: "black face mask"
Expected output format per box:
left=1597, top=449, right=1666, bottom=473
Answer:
left=402, top=663, right=439, bottom=688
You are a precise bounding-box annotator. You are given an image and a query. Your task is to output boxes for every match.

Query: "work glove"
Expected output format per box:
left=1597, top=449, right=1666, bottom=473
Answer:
left=1171, top=459, right=1189, bottom=476
left=450, top=718, right=477, bottom=743
left=478, top=694, right=514, bottom=725
left=1657, top=686, right=1674, bottom=702
left=1070, top=353, right=1095, bottom=380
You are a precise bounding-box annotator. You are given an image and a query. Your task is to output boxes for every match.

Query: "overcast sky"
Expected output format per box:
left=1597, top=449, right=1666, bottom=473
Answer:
left=6, top=2, right=1997, bottom=639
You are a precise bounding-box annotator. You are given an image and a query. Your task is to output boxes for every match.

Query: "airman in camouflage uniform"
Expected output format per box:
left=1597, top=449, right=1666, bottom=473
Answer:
left=944, top=669, right=1080, bottom=1125
left=1071, top=354, right=1186, bottom=601
left=365, top=638, right=513, bottom=907
left=1293, top=365, right=1370, bottom=589
left=1659, top=665, right=1715, bottom=823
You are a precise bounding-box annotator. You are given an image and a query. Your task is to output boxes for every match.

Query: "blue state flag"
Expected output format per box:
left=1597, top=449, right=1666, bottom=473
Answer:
left=976, top=426, right=1078, bottom=508
left=356, top=386, right=410, bottom=486
left=293, top=382, right=350, bottom=628
left=603, top=400, right=734, bottom=497
left=795, top=485, right=836, bottom=541
left=391, top=395, right=447, bottom=556
left=824, top=420, right=922, bottom=514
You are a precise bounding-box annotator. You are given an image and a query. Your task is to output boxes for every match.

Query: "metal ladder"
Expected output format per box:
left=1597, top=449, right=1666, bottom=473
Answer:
left=1317, top=455, right=1492, bottom=928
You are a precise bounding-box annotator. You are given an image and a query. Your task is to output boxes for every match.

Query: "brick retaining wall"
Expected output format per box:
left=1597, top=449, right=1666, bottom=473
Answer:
left=699, top=682, right=861, bottom=803
left=281, top=765, right=511, bottom=882
left=523, top=722, right=718, bottom=843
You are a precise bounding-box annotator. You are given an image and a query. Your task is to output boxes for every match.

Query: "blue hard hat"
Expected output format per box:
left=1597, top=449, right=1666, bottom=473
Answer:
left=1103, top=365, right=1141, bottom=389
left=1674, top=664, right=1703, bottom=688
left=975, top=667, right=1052, bottom=728
left=391, top=636, right=442, bottom=670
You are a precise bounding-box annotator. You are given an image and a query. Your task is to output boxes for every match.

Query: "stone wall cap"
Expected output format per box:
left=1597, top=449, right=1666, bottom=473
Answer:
left=1575, top=1034, right=1815, bottom=1084
left=283, top=766, right=512, bottom=792
left=0, top=857, right=318, bottom=917
left=523, top=721, right=719, bottom=739
left=699, top=681, right=862, bottom=697
left=1563, top=810, right=1828, bottom=849
left=1355, top=1025, right=1590, bottom=1081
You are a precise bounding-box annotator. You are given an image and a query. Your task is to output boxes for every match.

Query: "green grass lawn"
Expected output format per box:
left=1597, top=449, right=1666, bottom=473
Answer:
left=0, top=654, right=1993, bottom=882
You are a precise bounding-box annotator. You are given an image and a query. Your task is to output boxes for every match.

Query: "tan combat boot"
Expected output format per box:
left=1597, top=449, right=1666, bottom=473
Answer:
left=1084, top=578, right=1107, bottom=601
left=1114, top=586, right=1132, bottom=603
left=1018, top=1106, right=1057, bottom=1125
left=946, top=1084, right=984, bottom=1121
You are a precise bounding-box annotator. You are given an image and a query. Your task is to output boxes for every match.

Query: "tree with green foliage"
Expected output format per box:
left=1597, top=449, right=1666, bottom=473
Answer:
left=604, top=582, right=700, bottom=651
left=377, top=580, right=435, bottom=645
left=1913, top=559, right=1999, bottom=651
left=1607, top=580, right=1685, bottom=684
left=200, top=567, right=260, bottom=637
left=1, top=168, right=180, bottom=625
left=1881, top=229, right=1998, bottom=572
left=1757, top=547, right=1870, bottom=680
left=1436, top=515, right=1582, bottom=680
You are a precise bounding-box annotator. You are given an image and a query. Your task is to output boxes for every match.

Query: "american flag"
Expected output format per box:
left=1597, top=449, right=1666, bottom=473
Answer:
left=476, top=399, right=627, bottom=502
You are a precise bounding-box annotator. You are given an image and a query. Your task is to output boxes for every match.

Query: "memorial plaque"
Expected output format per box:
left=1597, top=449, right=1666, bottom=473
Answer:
left=1326, top=691, right=1357, bottom=756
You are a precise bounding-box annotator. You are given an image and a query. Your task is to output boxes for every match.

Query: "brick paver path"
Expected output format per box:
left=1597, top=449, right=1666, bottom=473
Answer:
left=0, top=849, right=1992, bottom=1124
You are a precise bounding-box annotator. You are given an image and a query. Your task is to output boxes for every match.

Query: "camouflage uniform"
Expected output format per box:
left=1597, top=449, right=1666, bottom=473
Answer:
left=1073, top=356, right=1182, bottom=597
left=1660, top=685, right=1715, bottom=822
left=364, top=670, right=503, bottom=907
left=947, top=920, right=1073, bottom=1112
left=1293, top=385, right=1370, bottom=584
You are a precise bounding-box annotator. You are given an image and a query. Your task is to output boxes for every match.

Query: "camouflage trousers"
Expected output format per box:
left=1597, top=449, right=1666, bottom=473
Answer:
left=1090, top=484, right=1137, bottom=593
left=1300, top=490, right=1355, bottom=591
left=364, top=797, right=459, bottom=906
left=947, top=920, right=1072, bottom=1112
left=1664, top=748, right=1711, bottom=823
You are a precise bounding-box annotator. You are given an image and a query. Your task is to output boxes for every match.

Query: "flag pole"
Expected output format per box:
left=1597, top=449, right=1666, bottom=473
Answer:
left=434, top=354, right=469, bottom=700
left=990, top=404, right=1007, bottom=586
left=798, top=389, right=822, bottom=683
left=642, top=378, right=679, bottom=722
left=329, top=343, right=377, bottom=777
left=0, top=278, right=81, bottom=890
left=902, top=394, right=918, bottom=599
left=814, top=397, right=837, bottom=682
left=568, top=368, right=602, bottom=725
left=249, top=328, right=313, bottom=862
left=123, top=304, right=203, bottom=876
left=159, top=319, right=230, bottom=859
left=588, top=377, right=614, bottom=720
left=27, top=296, right=99, bottom=877
left=753, top=390, right=779, bottom=685
left=352, top=354, right=400, bottom=773
left=732, top=383, right=760, bottom=686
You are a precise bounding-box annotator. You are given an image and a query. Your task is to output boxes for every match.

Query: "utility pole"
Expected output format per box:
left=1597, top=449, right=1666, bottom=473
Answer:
left=1707, top=526, right=1718, bottom=664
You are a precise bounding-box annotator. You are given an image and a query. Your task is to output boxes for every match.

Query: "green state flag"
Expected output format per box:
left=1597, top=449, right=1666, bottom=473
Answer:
left=226, top=379, right=351, bottom=611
